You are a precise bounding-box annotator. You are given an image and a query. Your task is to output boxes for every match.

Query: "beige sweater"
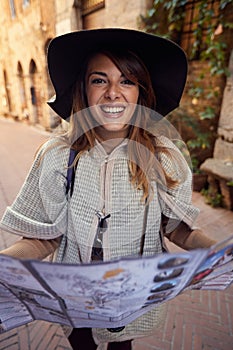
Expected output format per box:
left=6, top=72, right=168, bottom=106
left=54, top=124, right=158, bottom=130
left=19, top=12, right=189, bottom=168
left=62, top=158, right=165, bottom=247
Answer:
left=1, top=128, right=216, bottom=259
left=1, top=217, right=215, bottom=260
left=0, top=134, right=217, bottom=344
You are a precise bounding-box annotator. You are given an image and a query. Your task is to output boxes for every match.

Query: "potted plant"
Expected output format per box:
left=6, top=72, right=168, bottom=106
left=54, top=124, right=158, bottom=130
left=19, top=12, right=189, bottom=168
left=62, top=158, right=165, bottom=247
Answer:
left=191, top=157, right=208, bottom=192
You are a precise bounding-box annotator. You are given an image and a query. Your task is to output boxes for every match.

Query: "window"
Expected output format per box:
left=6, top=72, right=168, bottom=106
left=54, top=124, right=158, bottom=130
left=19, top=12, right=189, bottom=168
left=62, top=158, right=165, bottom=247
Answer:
left=80, top=0, right=105, bottom=16
left=180, top=0, right=220, bottom=58
left=9, top=0, right=16, bottom=18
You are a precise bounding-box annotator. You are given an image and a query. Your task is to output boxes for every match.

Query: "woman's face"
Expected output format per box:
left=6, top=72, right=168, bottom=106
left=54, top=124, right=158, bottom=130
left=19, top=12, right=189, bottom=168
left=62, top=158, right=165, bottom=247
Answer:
left=85, top=53, right=139, bottom=131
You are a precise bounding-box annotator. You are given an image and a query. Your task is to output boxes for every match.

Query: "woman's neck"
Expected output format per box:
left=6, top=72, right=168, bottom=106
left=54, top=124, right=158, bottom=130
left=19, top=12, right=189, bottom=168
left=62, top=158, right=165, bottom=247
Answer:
left=95, top=126, right=129, bottom=153
left=95, top=126, right=129, bottom=140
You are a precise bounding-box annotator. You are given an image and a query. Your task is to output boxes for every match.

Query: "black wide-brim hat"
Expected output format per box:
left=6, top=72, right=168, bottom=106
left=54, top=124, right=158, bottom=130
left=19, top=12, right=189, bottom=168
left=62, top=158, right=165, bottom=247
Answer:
left=47, top=28, right=188, bottom=119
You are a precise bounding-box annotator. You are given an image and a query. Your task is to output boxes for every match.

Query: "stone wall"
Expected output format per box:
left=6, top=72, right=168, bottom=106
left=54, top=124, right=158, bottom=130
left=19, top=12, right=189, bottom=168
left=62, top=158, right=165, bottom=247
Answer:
left=0, top=0, right=150, bottom=128
left=0, top=0, right=56, bottom=128
left=83, top=0, right=148, bottom=29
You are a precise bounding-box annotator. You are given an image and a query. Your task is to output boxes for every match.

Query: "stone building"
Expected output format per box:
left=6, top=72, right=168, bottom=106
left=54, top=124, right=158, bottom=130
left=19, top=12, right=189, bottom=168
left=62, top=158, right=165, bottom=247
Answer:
left=0, top=0, right=57, bottom=128
left=1, top=1, right=232, bottom=131
left=0, top=0, right=150, bottom=129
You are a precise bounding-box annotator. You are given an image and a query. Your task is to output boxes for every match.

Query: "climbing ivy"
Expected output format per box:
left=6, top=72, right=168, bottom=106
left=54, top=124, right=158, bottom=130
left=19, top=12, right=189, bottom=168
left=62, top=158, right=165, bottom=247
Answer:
left=140, top=0, right=233, bottom=168
left=141, top=0, right=232, bottom=70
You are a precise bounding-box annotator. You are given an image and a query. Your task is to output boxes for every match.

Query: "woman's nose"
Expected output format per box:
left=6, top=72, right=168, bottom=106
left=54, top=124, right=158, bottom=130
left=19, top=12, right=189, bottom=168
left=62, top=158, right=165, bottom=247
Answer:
left=104, top=83, right=121, bottom=100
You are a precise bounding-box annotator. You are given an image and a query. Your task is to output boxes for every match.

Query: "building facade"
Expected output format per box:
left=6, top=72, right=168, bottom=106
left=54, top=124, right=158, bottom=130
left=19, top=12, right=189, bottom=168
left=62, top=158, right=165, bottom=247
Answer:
left=0, top=0, right=232, bottom=138
left=0, top=0, right=150, bottom=129
left=0, top=0, right=56, bottom=128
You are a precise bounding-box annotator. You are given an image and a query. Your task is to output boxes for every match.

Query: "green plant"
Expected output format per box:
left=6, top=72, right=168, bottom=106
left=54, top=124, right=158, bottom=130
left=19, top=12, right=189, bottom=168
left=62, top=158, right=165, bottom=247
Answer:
left=191, top=157, right=204, bottom=174
left=141, top=1, right=232, bottom=71
left=140, top=0, right=233, bottom=170
left=201, top=188, right=223, bottom=207
left=167, top=105, right=212, bottom=169
left=226, top=181, right=233, bottom=186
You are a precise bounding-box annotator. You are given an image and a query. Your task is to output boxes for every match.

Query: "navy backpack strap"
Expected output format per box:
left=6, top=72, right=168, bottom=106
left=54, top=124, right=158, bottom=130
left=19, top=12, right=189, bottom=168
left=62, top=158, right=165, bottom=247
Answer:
left=66, top=148, right=78, bottom=196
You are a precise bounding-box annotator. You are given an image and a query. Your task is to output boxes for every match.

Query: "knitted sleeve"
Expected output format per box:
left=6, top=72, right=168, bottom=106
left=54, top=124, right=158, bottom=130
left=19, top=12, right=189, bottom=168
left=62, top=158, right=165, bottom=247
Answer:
left=0, top=139, right=70, bottom=239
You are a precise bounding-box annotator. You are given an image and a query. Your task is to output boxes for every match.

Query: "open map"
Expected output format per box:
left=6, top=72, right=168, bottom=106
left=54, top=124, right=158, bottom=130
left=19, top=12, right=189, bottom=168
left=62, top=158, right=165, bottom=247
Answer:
left=0, top=235, right=233, bottom=333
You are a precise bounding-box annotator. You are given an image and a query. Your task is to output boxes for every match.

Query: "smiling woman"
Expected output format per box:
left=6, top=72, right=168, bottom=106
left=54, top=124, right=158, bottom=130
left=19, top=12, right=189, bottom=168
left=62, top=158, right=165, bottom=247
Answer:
left=0, top=28, right=217, bottom=350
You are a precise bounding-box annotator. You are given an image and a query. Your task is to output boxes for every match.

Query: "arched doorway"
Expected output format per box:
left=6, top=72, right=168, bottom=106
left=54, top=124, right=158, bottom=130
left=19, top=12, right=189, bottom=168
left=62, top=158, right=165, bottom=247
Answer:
left=29, top=59, right=40, bottom=124
left=3, top=69, right=12, bottom=114
left=17, top=62, right=27, bottom=119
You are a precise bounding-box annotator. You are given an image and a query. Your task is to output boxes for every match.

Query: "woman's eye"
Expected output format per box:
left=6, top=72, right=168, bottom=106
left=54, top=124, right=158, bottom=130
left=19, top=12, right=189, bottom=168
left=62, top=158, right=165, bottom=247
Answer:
left=91, top=78, right=105, bottom=84
left=121, top=79, right=136, bottom=85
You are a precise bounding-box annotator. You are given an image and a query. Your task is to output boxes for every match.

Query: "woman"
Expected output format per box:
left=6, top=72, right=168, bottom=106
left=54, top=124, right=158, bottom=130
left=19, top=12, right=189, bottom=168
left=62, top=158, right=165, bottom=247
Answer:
left=0, top=28, right=216, bottom=350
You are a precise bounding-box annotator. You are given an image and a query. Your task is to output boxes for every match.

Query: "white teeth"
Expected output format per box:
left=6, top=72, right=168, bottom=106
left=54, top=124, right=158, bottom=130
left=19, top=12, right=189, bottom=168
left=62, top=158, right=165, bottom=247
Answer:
left=101, top=106, right=125, bottom=113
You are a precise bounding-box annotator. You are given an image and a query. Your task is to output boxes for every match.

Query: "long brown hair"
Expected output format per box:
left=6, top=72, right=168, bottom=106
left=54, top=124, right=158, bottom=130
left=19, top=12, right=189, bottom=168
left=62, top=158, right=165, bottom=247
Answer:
left=60, top=48, right=182, bottom=201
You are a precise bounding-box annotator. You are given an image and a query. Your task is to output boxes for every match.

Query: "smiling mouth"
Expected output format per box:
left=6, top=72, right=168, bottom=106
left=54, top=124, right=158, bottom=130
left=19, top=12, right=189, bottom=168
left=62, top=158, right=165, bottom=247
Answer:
left=100, top=105, right=125, bottom=115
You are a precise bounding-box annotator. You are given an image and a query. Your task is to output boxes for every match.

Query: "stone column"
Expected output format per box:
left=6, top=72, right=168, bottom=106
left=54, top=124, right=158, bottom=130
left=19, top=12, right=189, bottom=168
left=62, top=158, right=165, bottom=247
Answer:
left=201, top=48, right=233, bottom=210
left=214, top=48, right=233, bottom=160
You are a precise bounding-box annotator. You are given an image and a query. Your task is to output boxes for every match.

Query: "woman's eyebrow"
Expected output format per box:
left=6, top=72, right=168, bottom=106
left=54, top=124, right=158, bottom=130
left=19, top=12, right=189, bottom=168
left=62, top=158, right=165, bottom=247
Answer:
left=88, top=71, right=125, bottom=78
left=88, top=71, right=107, bottom=78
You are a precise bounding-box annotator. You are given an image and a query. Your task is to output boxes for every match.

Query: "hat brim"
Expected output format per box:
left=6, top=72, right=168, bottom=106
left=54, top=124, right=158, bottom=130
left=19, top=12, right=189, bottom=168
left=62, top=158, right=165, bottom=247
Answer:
left=47, top=28, right=187, bottom=119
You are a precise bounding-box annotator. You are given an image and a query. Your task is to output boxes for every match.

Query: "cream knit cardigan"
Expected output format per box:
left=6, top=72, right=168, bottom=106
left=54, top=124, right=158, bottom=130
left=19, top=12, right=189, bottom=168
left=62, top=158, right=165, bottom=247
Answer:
left=0, top=136, right=199, bottom=344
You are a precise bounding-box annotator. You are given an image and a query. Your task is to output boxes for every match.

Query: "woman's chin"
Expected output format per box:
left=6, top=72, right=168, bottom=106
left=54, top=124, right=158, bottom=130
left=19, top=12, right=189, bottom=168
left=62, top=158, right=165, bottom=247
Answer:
left=101, top=123, right=127, bottom=131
